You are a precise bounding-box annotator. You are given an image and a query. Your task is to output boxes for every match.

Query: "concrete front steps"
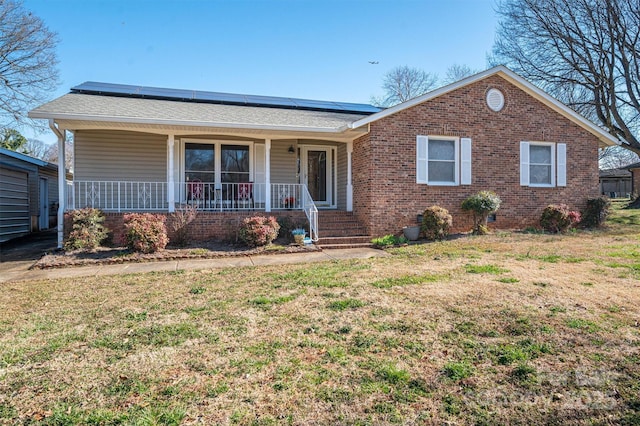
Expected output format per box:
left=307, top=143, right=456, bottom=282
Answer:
left=316, top=211, right=374, bottom=249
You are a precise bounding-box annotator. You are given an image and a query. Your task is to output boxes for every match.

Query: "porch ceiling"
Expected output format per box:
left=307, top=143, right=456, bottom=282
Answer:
left=29, top=93, right=370, bottom=142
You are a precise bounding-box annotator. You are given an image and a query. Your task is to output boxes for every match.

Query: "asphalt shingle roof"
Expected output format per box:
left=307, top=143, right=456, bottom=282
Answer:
left=30, top=93, right=368, bottom=131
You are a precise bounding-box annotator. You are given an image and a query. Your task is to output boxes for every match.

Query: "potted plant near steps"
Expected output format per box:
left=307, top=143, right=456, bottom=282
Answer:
left=402, top=225, right=421, bottom=241
left=292, top=228, right=306, bottom=246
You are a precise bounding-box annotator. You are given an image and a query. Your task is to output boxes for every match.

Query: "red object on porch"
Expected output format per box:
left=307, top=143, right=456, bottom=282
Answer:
left=188, top=179, right=204, bottom=200
left=238, top=182, right=252, bottom=200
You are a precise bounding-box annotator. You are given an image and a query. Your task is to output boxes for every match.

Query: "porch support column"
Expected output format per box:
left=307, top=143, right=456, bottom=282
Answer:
left=346, top=141, right=353, bottom=212
left=265, top=139, right=271, bottom=212
left=49, top=119, right=66, bottom=249
left=167, top=134, right=175, bottom=213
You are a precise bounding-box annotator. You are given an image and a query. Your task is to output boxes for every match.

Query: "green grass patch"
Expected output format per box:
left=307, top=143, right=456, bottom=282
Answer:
left=442, top=360, right=474, bottom=381
left=249, top=294, right=297, bottom=309
left=327, top=298, right=366, bottom=311
left=497, top=277, right=519, bottom=283
left=464, top=264, right=509, bottom=274
left=371, top=273, right=443, bottom=288
left=371, top=234, right=409, bottom=247
left=566, top=318, right=601, bottom=333
left=268, top=262, right=370, bottom=288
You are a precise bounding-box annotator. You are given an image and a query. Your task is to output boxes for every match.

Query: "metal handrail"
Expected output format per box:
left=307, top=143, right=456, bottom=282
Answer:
left=301, top=185, right=319, bottom=242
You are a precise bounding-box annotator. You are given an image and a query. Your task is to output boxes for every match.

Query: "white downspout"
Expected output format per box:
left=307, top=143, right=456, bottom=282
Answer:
left=49, top=119, right=66, bottom=249
left=346, top=141, right=353, bottom=212
left=265, top=139, right=271, bottom=212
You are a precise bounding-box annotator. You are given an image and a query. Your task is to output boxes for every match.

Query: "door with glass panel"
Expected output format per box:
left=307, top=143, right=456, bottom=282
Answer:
left=221, top=144, right=251, bottom=207
left=184, top=143, right=215, bottom=207
left=300, top=146, right=334, bottom=207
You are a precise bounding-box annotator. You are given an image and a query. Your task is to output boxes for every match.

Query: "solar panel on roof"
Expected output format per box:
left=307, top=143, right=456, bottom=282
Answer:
left=244, top=95, right=298, bottom=107
left=195, top=91, right=246, bottom=103
left=74, top=81, right=142, bottom=95
left=71, top=81, right=382, bottom=115
left=138, top=87, right=195, bottom=100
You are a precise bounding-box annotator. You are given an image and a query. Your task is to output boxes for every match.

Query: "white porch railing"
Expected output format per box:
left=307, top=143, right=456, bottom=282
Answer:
left=67, top=181, right=316, bottom=215
left=70, top=181, right=169, bottom=211
left=301, top=185, right=319, bottom=242
left=67, top=180, right=320, bottom=240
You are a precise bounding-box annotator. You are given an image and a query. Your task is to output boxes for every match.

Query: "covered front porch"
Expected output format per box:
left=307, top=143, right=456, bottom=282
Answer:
left=29, top=82, right=374, bottom=248
left=55, top=127, right=362, bottom=246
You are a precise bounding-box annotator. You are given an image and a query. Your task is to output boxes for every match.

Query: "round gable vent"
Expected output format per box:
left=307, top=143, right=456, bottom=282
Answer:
left=486, top=88, right=505, bottom=112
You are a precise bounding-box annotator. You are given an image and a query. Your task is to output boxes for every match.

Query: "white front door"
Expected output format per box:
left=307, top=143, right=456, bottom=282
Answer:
left=300, top=146, right=335, bottom=208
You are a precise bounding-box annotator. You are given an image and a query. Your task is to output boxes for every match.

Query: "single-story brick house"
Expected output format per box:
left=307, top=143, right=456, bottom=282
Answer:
left=0, top=148, right=60, bottom=242
left=29, top=66, right=619, bottom=248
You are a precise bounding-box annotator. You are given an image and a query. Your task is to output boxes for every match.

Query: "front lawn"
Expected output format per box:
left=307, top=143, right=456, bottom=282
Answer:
left=1, top=204, right=639, bottom=424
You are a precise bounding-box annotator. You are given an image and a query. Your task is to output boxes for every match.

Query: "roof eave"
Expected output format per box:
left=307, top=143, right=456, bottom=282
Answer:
left=28, top=111, right=349, bottom=135
left=349, top=65, right=620, bottom=148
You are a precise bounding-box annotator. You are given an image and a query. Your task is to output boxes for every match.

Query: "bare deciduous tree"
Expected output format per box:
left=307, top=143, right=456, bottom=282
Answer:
left=492, top=0, right=640, bottom=154
left=442, top=64, right=478, bottom=85
left=599, top=146, right=640, bottom=170
left=24, top=138, right=50, bottom=159
left=0, top=0, right=59, bottom=129
left=371, top=66, right=439, bottom=107
left=43, top=133, right=73, bottom=171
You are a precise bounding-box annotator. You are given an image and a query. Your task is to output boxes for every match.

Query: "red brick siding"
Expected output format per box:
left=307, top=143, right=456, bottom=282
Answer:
left=352, top=133, right=374, bottom=235
left=352, top=74, right=601, bottom=236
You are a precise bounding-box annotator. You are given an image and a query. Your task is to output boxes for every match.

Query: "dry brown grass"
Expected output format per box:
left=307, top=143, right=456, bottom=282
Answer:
left=1, top=203, right=639, bottom=425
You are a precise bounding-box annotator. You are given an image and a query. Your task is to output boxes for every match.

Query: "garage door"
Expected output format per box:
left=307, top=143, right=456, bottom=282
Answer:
left=0, top=167, right=30, bottom=243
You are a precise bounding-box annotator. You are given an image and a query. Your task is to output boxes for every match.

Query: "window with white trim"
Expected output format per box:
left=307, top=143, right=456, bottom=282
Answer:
left=416, top=135, right=472, bottom=186
left=182, top=140, right=253, bottom=184
left=520, top=141, right=566, bottom=187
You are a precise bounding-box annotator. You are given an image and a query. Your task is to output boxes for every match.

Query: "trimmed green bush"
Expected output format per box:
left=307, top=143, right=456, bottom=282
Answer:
left=461, top=190, right=502, bottom=235
left=122, top=213, right=169, bottom=253
left=64, top=208, right=110, bottom=251
left=421, top=206, right=452, bottom=241
left=581, top=197, right=610, bottom=228
left=239, top=216, right=280, bottom=247
left=540, top=204, right=581, bottom=233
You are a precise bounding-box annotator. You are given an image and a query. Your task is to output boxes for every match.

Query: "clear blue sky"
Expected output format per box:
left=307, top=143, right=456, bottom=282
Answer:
left=23, top=0, right=499, bottom=142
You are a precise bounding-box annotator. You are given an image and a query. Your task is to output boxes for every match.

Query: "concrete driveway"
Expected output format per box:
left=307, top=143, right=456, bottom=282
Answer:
left=0, top=230, right=58, bottom=280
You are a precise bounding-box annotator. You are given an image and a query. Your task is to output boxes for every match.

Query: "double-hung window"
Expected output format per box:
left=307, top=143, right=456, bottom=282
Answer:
left=520, top=141, right=566, bottom=187
left=183, top=140, right=253, bottom=185
left=185, top=143, right=215, bottom=183
left=416, top=135, right=472, bottom=185
left=221, top=144, right=250, bottom=184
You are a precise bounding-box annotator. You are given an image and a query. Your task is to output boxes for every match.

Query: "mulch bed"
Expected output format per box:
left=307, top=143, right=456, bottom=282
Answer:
left=33, top=239, right=320, bottom=269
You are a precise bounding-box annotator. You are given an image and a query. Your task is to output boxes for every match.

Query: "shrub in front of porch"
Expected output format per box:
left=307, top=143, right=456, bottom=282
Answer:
left=122, top=213, right=169, bottom=253
left=169, top=205, right=198, bottom=247
left=64, top=208, right=110, bottom=251
left=239, top=216, right=280, bottom=247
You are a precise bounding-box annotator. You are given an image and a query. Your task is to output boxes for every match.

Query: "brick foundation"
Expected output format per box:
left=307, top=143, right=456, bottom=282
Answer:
left=65, top=210, right=307, bottom=246
left=352, top=74, right=601, bottom=236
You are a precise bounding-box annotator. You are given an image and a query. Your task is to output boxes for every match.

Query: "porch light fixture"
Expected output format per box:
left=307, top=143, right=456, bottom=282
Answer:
left=288, top=145, right=295, bottom=154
